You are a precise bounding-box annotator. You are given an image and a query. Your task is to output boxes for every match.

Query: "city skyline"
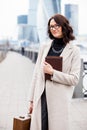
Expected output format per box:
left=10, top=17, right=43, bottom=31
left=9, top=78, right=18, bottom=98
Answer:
left=0, top=0, right=87, bottom=40
left=0, top=0, right=28, bottom=39
left=61, top=0, right=87, bottom=36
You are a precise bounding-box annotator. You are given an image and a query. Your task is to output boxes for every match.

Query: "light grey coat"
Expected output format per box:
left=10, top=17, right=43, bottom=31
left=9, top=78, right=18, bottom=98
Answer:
left=29, top=40, right=81, bottom=130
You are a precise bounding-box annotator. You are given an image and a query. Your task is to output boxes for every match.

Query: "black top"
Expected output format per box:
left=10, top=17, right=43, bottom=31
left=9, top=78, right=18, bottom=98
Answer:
left=47, top=38, right=65, bottom=56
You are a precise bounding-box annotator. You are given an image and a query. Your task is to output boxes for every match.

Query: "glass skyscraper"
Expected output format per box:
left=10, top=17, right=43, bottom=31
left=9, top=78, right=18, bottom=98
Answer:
left=18, top=0, right=61, bottom=44
left=65, top=4, right=78, bottom=36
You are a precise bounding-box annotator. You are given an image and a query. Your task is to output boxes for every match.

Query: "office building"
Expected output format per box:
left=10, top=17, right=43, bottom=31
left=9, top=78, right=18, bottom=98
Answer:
left=65, top=4, right=78, bottom=35
left=17, top=0, right=61, bottom=44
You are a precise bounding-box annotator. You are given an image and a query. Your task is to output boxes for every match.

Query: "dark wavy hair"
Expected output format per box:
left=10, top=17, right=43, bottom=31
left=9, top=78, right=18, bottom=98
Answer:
left=48, top=14, right=75, bottom=44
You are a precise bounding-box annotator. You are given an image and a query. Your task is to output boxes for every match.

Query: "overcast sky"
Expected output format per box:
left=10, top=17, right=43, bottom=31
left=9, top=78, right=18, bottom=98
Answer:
left=0, top=0, right=87, bottom=40
left=0, top=0, right=28, bottom=39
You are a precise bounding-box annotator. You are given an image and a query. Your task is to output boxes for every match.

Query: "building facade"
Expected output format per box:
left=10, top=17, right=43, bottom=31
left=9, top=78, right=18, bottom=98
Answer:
left=65, top=4, right=78, bottom=36
left=17, top=0, right=61, bottom=44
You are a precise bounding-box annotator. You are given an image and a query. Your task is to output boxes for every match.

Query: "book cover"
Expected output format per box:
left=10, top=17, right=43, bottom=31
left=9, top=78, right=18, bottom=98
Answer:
left=45, top=56, right=62, bottom=80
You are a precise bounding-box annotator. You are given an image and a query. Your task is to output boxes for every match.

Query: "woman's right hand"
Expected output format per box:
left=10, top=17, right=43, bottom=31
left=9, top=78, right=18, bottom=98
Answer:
left=43, top=61, right=54, bottom=75
left=29, top=101, right=33, bottom=114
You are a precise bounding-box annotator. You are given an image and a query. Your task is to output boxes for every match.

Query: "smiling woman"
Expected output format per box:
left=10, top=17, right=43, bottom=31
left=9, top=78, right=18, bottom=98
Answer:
left=0, top=0, right=28, bottom=39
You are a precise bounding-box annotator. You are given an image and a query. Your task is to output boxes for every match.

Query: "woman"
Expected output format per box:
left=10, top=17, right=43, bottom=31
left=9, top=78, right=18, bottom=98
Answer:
left=28, top=14, right=81, bottom=130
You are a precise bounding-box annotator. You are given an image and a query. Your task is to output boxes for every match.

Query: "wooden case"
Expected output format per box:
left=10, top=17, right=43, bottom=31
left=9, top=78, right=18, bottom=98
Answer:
left=13, top=116, right=31, bottom=130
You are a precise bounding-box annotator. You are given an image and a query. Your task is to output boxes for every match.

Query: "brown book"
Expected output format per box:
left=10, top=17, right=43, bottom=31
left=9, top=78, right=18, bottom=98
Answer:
left=45, top=56, right=62, bottom=80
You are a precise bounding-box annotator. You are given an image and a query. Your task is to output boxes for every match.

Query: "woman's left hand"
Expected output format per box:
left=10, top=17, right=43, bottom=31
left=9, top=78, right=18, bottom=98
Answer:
left=43, top=61, right=54, bottom=75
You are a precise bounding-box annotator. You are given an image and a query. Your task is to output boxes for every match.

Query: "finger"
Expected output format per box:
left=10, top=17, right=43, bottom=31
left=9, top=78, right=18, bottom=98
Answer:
left=29, top=107, right=32, bottom=114
left=44, top=61, right=49, bottom=65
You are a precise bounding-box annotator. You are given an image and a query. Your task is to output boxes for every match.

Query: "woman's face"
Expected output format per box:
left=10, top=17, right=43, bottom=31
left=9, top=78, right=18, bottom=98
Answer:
left=49, top=19, right=63, bottom=38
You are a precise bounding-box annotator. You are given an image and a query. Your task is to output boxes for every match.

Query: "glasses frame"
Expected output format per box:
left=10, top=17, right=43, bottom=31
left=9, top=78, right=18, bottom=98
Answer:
left=49, top=24, right=60, bottom=30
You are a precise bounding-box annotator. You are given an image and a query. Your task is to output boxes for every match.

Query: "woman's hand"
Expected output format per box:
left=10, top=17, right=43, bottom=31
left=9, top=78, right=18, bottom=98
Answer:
left=43, top=61, right=54, bottom=75
left=29, top=101, right=33, bottom=114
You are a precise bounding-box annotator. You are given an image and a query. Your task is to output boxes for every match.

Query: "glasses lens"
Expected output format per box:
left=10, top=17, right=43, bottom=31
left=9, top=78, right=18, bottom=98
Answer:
left=49, top=24, right=60, bottom=30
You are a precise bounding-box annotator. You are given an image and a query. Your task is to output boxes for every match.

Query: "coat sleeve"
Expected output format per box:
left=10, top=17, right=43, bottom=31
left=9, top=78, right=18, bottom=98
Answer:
left=28, top=45, right=44, bottom=101
left=51, top=47, right=81, bottom=86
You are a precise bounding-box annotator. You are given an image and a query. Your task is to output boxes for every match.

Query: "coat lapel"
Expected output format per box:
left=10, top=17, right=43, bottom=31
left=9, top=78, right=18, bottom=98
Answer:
left=60, top=42, right=73, bottom=61
left=41, top=41, right=73, bottom=80
left=42, top=41, right=52, bottom=59
left=42, top=41, right=73, bottom=62
left=40, top=41, right=52, bottom=81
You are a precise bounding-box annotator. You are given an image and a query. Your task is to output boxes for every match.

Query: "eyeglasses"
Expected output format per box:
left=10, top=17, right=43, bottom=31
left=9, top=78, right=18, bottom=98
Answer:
left=49, top=24, right=60, bottom=30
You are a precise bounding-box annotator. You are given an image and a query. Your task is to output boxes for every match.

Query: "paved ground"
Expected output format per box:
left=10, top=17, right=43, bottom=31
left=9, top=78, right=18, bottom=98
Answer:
left=0, top=51, right=87, bottom=130
left=0, top=51, right=34, bottom=130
